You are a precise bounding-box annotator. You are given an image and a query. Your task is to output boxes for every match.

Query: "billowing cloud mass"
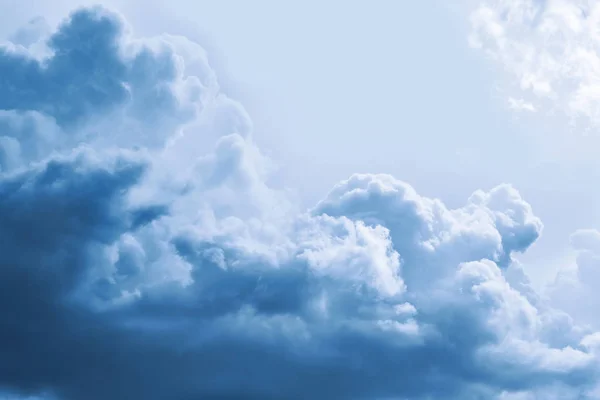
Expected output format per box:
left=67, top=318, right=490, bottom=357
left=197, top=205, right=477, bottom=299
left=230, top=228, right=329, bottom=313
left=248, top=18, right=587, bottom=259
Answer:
left=0, top=6, right=599, bottom=400
left=469, top=0, right=600, bottom=126
left=547, top=229, right=600, bottom=330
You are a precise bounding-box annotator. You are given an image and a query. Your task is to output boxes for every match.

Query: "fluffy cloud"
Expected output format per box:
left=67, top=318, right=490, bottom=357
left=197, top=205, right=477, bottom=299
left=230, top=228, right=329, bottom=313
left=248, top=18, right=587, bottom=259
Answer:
left=547, top=229, right=600, bottom=330
left=469, top=0, right=600, bottom=126
left=0, top=6, right=598, bottom=400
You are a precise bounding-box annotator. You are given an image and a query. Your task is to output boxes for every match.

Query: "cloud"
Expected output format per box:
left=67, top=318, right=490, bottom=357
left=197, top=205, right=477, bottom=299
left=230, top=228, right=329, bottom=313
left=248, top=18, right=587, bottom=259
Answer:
left=7, top=16, right=50, bottom=49
left=0, top=5, right=599, bottom=400
left=0, top=7, right=212, bottom=169
left=508, top=97, right=537, bottom=112
left=547, top=228, right=600, bottom=331
left=469, top=0, right=600, bottom=126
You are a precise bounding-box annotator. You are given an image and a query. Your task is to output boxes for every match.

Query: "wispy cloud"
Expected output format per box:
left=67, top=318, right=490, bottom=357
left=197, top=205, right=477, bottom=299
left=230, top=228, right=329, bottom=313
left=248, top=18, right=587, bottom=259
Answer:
left=470, top=0, right=600, bottom=126
left=509, top=96, right=537, bottom=112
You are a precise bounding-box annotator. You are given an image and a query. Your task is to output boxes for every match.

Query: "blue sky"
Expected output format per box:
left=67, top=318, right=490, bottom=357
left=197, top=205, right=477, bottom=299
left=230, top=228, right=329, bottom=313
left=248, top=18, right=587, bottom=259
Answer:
left=2, top=1, right=600, bottom=399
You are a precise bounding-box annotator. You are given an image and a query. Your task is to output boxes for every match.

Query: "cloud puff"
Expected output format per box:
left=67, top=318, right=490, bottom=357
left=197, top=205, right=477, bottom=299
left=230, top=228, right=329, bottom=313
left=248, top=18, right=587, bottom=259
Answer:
left=0, top=7, right=212, bottom=172
left=469, top=0, right=600, bottom=126
left=0, top=5, right=598, bottom=400
left=508, top=97, right=537, bottom=112
left=547, top=228, right=600, bottom=331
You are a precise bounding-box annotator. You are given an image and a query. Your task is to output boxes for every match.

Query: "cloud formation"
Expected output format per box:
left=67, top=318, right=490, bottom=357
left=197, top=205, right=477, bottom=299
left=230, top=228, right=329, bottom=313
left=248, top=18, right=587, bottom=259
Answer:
left=469, top=0, right=600, bottom=126
left=0, top=6, right=599, bottom=400
left=547, top=229, right=600, bottom=332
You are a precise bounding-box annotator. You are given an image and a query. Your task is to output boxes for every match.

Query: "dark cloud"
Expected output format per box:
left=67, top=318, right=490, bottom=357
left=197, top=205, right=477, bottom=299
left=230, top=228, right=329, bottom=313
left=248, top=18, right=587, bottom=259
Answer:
left=0, top=8, right=128, bottom=125
left=0, top=7, right=208, bottom=164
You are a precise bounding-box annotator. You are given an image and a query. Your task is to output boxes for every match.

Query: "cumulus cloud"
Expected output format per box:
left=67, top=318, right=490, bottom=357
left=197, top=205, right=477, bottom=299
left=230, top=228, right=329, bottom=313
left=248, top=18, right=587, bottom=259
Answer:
left=469, top=0, right=600, bottom=126
left=0, top=5, right=598, bottom=400
left=547, top=228, right=600, bottom=331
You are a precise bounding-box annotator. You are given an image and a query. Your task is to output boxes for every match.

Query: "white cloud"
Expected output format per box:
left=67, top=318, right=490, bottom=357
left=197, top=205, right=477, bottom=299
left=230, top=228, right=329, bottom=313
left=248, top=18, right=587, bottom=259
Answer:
left=509, top=97, right=537, bottom=112
left=470, top=0, right=600, bottom=126
left=546, top=228, right=600, bottom=331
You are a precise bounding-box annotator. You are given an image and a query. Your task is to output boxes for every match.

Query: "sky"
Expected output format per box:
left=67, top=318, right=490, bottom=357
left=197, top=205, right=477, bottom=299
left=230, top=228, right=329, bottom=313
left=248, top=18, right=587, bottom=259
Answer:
left=3, top=0, right=600, bottom=399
